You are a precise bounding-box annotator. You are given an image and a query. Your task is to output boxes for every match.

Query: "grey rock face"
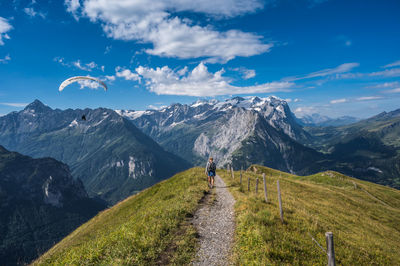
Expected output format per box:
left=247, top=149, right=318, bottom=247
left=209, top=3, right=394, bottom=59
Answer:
left=118, top=96, right=316, bottom=172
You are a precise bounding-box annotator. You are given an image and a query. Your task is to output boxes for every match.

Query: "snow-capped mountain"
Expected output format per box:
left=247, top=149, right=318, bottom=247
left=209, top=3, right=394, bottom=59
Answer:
left=117, top=96, right=311, bottom=142
left=0, top=100, right=190, bottom=204
left=117, top=96, right=318, bottom=172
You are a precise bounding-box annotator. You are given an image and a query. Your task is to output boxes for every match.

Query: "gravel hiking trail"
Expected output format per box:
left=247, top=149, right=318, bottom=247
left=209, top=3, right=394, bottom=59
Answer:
left=192, top=175, right=236, bottom=266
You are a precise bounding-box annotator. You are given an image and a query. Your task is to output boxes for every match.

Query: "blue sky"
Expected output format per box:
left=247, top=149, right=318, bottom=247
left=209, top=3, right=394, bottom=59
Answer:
left=0, top=0, right=399, bottom=118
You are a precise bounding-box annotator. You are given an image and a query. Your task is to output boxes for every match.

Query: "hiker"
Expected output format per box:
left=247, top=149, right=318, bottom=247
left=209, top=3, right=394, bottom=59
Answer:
left=205, top=157, right=216, bottom=188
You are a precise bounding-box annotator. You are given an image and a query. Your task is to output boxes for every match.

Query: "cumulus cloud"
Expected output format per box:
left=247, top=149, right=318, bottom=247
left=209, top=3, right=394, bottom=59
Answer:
left=131, top=62, right=292, bottom=96
left=330, top=98, right=348, bottom=104
left=65, top=0, right=81, bottom=20
left=104, top=75, right=115, bottom=81
left=285, top=63, right=360, bottom=81
left=115, top=67, right=140, bottom=81
left=23, top=7, right=46, bottom=18
left=0, top=17, right=12, bottom=45
left=65, top=0, right=271, bottom=62
left=0, top=54, right=11, bottom=64
left=77, top=79, right=102, bottom=90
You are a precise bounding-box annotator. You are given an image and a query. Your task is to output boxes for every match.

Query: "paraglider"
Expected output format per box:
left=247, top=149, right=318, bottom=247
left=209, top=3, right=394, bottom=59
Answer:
left=58, top=76, right=108, bottom=92
left=59, top=76, right=107, bottom=122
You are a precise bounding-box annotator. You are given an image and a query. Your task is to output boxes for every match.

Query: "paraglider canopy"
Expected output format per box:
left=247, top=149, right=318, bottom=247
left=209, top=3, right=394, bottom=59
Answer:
left=58, top=76, right=108, bottom=92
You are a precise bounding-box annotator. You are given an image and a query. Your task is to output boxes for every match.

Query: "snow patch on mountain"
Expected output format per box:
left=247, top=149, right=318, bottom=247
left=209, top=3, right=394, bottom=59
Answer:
left=69, top=119, right=78, bottom=127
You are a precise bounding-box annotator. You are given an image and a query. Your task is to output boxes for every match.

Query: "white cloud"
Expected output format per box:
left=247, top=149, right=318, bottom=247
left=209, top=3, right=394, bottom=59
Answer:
left=115, top=67, right=140, bottom=81
left=367, top=81, right=399, bottom=89
left=104, top=75, right=116, bottom=81
left=73, top=60, right=99, bottom=71
left=382, top=60, right=400, bottom=68
left=233, top=67, right=256, bottom=79
left=133, top=62, right=293, bottom=96
left=330, top=98, right=348, bottom=104
left=77, top=79, right=102, bottom=90
left=285, top=63, right=360, bottom=81
left=293, top=106, right=317, bottom=117
left=336, top=35, right=352, bottom=47
left=104, top=45, right=112, bottom=54
left=23, top=7, right=45, bottom=18
left=55, top=57, right=102, bottom=72
left=0, top=54, right=11, bottom=64
left=383, top=88, right=400, bottom=94
left=66, top=0, right=271, bottom=62
left=148, top=104, right=167, bottom=110
left=0, top=102, right=28, bottom=107
left=369, top=68, right=400, bottom=78
left=356, top=96, right=383, bottom=101
left=0, top=17, right=12, bottom=45
left=294, top=98, right=300, bottom=102
left=65, top=0, right=81, bottom=20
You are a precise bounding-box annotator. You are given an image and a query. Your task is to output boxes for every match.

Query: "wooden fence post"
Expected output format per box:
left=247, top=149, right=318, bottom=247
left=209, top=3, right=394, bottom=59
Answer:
left=247, top=177, right=250, bottom=192
left=231, top=166, right=234, bottom=179
left=263, top=173, right=268, bottom=203
left=277, top=180, right=283, bottom=223
left=240, top=167, right=243, bottom=184
left=227, top=164, right=230, bottom=174
left=326, top=232, right=336, bottom=266
left=255, top=178, right=259, bottom=193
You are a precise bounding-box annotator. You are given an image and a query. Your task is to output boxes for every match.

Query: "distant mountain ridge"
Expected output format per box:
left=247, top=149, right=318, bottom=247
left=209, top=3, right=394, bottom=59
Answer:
left=118, top=97, right=400, bottom=188
left=0, top=100, right=190, bottom=204
left=117, top=96, right=319, bottom=174
left=0, top=145, right=105, bottom=266
left=298, top=113, right=359, bottom=127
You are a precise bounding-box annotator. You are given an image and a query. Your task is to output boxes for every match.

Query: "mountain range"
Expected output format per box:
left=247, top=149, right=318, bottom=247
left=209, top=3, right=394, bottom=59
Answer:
left=0, top=100, right=190, bottom=204
left=118, top=96, right=400, bottom=188
left=1, top=97, right=399, bottom=264
left=117, top=96, right=314, bottom=169
left=0, top=145, right=105, bottom=266
left=298, top=113, right=359, bottom=127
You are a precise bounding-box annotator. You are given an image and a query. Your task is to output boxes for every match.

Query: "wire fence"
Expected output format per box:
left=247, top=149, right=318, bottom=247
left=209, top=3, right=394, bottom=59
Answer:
left=227, top=165, right=337, bottom=266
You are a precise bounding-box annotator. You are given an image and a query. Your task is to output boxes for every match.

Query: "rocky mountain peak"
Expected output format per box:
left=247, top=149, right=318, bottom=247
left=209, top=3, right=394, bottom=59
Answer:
left=24, top=99, right=52, bottom=113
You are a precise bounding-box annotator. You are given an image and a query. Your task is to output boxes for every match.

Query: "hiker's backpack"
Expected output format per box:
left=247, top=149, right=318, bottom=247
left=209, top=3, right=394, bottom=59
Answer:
left=209, top=162, right=216, bottom=172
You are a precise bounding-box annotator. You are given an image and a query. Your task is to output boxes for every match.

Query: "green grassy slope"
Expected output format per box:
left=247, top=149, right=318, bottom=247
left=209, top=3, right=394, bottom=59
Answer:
left=33, top=168, right=208, bottom=265
left=34, top=165, right=400, bottom=265
left=220, top=165, right=400, bottom=265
